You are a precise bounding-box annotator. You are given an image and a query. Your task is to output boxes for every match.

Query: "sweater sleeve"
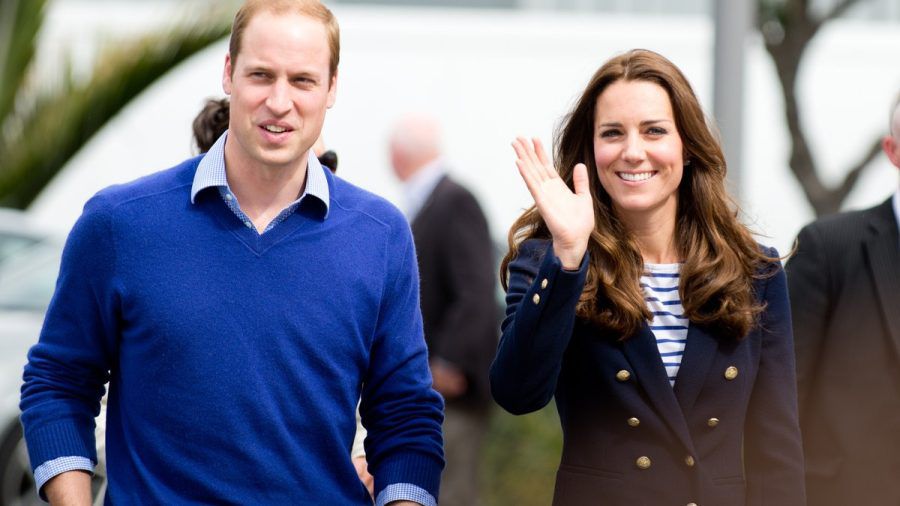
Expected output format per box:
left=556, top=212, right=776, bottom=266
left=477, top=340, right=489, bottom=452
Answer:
left=744, top=251, right=807, bottom=505
left=19, top=196, right=119, bottom=473
left=490, top=239, right=588, bottom=415
left=360, top=217, right=444, bottom=501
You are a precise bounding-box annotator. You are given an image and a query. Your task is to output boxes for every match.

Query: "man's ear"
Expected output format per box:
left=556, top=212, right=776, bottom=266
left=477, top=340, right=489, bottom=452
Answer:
left=326, top=69, right=338, bottom=109
left=222, top=53, right=234, bottom=95
left=883, top=135, right=900, bottom=169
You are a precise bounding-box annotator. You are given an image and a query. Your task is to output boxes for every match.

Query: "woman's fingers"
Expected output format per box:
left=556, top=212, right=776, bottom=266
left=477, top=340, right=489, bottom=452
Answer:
left=513, top=137, right=555, bottom=182
left=533, top=138, right=555, bottom=179
left=512, top=140, right=542, bottom=190
left=572, top=163, right=590, bottom=196
left=515, top=158, right=541, bottom=201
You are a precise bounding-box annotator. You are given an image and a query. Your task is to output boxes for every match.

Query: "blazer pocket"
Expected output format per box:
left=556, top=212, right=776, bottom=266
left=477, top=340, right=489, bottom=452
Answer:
left=554, top=465, right=633, bottom=506
left=712, top=475, right=745, bottom=485
left=558, top=463, right=624, bottom=480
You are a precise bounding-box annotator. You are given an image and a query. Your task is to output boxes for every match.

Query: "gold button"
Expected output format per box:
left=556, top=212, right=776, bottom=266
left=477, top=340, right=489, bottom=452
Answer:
left=724, top=366, right=738, bottom=380
left=707, top=417, right=720, bottom=427
left=532, top=293, right=541, bottom=305
left=636, top=456, right=651, bottom=470
left=687, top=503, right=698, bottom=506
left=684, top=455, right=695, bottom=467
left=616, top=369, right=631, bottom=382
left=627, top=417, right=640, bottom=427
left=541, top=278, right=548, bottom=289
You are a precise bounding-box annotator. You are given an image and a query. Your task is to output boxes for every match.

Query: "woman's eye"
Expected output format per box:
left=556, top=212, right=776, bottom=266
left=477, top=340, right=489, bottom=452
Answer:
left=647, top=127, right=667, bottom=135
left=600, top=129, right=621, bottom=138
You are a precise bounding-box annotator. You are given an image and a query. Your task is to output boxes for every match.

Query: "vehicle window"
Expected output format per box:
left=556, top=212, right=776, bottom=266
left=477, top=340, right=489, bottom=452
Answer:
left=0, top=233, right=39, bottom=267
left=0, top=241, right=61, bottom=312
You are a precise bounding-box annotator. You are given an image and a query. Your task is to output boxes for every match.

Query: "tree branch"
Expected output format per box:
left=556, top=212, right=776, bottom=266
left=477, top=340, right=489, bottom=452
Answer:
left=836, top=136, right=885, bottom=204
left=823, top=0, right=862, bottom=23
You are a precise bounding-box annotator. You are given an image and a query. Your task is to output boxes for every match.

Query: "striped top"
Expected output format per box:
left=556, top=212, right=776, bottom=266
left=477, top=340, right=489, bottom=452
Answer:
left=641, top=263, right=688, bottom=386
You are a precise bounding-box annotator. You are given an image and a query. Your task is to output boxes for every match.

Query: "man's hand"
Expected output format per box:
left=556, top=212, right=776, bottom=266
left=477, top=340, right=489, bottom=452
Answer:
left=430, top=359, right=467, bottom=399
left=44, top=470, right=92, bottom=506
left=352, top=455, right=374, bottom=498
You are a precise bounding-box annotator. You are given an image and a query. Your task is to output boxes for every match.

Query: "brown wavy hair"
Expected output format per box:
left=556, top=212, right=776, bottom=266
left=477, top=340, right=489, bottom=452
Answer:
left=501, top=49, right=776, bottom=340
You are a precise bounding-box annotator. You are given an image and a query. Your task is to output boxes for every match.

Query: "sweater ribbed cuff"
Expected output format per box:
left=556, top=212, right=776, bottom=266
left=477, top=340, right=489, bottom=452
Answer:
left=374, top=452, right=444, bottom=501
left=25, top=420, right=97, bottom=472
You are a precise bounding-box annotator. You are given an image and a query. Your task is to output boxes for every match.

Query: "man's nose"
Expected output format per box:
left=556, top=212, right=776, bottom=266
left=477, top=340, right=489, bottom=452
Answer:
left=265, top=80, right=291, bottom=115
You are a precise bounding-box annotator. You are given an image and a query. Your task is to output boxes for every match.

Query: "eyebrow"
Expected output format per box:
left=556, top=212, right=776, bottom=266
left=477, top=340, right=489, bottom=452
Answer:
left=598, top=119, right=673, bottom=128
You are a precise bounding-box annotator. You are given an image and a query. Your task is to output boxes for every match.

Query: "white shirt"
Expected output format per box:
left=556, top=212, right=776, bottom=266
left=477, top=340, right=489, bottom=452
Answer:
left=893, top=188, right=900, bottom=245
left=401, top=158, right=445, bottom=221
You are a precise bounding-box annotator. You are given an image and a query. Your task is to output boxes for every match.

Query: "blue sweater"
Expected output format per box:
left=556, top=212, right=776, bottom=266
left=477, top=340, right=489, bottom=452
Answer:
left=20, top=156, right=444, bottom=504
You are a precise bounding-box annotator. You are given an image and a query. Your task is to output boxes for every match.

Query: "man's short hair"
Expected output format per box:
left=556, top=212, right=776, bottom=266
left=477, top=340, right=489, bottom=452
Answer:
left=229, top=0, right=340, bottom=79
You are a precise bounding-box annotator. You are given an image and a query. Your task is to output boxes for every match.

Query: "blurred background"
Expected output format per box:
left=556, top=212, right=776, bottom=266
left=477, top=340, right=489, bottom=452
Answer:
left=0, top=0, right=898, bottom=504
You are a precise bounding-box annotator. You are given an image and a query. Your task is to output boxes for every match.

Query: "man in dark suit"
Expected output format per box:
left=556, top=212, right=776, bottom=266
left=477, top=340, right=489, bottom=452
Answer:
left=390, top=114, right=498, bottom=506
left=786, top=93, right=900, bottom=506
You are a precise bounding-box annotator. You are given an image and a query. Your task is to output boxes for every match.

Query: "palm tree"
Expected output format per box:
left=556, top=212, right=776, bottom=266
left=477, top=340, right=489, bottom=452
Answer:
left=0, top=0, right=232, bottom=209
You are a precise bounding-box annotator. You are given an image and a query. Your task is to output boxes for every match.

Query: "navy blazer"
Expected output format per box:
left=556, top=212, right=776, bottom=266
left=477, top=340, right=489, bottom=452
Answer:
left=491, top=240, right=806, bottom=506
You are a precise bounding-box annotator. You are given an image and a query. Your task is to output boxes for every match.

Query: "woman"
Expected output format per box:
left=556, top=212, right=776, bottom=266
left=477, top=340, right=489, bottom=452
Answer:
left=491, top=49, right=805, bottom=505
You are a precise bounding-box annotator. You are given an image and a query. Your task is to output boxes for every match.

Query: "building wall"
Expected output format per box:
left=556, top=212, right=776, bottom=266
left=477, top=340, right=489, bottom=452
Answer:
left=28, top=1, right=900, bottom=255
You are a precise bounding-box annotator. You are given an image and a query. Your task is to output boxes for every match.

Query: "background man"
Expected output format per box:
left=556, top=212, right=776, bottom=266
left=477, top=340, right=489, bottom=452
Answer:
left=786, top=93, right=900, bottom=505
left=19, top=2, right=443, bottom=505
left=390, top=114, right=498, bottom=506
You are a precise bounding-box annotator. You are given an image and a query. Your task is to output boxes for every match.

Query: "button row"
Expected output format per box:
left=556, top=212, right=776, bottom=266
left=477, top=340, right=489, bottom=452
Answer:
left=532, top=278, right=549, bottom=305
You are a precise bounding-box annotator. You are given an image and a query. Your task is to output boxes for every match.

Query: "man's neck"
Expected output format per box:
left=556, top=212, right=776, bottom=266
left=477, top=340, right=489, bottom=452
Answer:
left=224, top=147, right=310, bottom=232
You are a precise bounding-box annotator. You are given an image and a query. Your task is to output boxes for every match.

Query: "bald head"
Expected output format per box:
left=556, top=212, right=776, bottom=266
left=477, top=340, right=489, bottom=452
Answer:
left=389, top=114, right=442, bottom=182
left=884, top=92, right=900, bottom=170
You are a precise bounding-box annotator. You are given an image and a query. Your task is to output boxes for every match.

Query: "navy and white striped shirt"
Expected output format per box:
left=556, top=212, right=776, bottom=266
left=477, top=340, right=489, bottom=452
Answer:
left=641, top=263, right=688, bottom=386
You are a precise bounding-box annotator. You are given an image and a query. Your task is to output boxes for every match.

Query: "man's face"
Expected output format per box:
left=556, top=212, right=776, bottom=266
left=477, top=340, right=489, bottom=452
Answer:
left=222, top=10, right=336, bottom=172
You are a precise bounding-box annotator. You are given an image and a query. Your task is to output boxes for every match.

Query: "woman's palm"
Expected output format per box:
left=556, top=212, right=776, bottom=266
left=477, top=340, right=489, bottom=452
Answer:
left=513, top=137, right=594, bottom=267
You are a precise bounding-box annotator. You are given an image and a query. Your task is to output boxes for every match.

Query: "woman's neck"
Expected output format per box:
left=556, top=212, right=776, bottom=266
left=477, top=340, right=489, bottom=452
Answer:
left=618, top=205, right=680, bottom=264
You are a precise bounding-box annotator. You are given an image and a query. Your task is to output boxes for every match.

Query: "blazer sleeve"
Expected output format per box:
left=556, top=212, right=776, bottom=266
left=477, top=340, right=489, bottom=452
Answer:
left=427, top=188, right=498, bottom=399
left=784, top=223, right=831, bottom=411
left=489, top=239, right=588, bottom=415
left=743, top=254, right=807, bottom=505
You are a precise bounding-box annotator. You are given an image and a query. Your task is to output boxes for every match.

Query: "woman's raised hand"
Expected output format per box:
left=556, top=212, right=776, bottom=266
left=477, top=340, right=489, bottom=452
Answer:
left=512, top=137, right=595, bottom=270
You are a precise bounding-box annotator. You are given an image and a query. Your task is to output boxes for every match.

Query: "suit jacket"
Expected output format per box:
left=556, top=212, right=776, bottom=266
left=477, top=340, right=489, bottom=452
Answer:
left=491, top=239, right=806, bottom=506
left=411, top=175, right=498, bottom=408
left=786, top=197, right=900, bottom=506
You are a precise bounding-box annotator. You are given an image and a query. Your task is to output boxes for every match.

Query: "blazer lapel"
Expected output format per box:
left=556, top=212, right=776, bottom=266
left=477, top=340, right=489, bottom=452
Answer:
left=622, top=325, right=694, bottom=451
left=673, top=324, right=718, bottom=415
left=864, top=199, right=900, bottom=354
left=410, top=175, right=448, bottom=231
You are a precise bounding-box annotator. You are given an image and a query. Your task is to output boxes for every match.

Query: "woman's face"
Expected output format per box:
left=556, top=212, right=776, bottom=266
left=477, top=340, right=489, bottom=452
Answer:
left=593, top=79, right=684, bottom=225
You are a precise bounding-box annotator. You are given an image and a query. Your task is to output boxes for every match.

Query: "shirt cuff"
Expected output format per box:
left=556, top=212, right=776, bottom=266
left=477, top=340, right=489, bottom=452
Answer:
left=375, top=483, right=435, bottom=506
left=34, top=456, right=94, bottom=501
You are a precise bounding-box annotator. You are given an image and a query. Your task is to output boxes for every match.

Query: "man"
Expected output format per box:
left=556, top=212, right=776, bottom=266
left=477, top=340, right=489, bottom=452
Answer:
left=19, top=2, right=443, bottom=505
left=786, top=93, right=900, bottom=505
left=389, top=115, right=498, bottom=506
